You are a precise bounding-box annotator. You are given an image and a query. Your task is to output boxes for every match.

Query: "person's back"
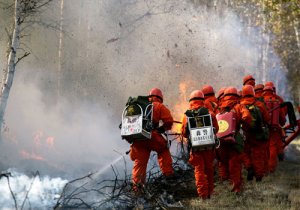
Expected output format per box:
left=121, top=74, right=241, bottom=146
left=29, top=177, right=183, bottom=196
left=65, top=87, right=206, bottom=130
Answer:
left=263, top=86, right=286, bottom=126
left=129, top=88, right=174, bottom=193
left=217, top=87, right=226, bottom=107
left=181, top=90, right=218, bottom=199
left=262, top=86, right=285, bottom=173
left=240, top=85, right=270, bottom=181
left=202, top=85, right=218, bottom=113
left=265, top=81, right=284, bottom=102
left=216, top=87, right=252, bottom=194
left=254, top=84, right=265, bottom=102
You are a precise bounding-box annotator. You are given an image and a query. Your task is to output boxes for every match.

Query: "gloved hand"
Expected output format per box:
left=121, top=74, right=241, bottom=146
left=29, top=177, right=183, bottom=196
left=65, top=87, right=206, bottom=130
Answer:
left=156, top=126, right=165, bottom=134
left=278, top=153, right=284, bottom=161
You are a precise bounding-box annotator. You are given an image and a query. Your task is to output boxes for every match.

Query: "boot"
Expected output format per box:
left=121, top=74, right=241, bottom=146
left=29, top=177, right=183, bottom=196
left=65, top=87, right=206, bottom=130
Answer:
left=247, top=167, right=254, bottom=181
left=256, top=177, right=262, bottom=182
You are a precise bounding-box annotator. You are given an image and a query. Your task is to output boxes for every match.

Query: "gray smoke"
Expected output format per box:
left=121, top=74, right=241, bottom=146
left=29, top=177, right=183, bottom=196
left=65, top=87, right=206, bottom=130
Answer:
left=0, top=0, right=290, bottom=178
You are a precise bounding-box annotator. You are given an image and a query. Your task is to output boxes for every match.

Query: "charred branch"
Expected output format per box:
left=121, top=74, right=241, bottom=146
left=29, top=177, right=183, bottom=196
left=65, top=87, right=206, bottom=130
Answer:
left=54, top=150, right=192, bottom=210
left=0, top=172, right=18, bottom=209
left=20, top=171, right=40, bottom=210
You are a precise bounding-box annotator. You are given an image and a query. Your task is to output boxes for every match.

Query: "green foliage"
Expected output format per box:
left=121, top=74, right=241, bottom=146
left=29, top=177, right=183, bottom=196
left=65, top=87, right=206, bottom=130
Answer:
left=229, top=0, right=300, bottom=106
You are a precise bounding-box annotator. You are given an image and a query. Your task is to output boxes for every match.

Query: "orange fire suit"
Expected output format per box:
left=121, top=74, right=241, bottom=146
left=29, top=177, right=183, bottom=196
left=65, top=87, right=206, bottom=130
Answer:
left=130, top=97, right=174, bottom=189
left=181, top=100, right=219, bottom=199
left=216, top=96, right=252, bottom=193
left=204, top=95, right=218, bottom=113
left=255, top=90, right=264, bottom=102
left=263, top=92, right=286, bottom=173
left=203, top=95, right=219, bottom=183
left=240, top=97, right=270, bottom=180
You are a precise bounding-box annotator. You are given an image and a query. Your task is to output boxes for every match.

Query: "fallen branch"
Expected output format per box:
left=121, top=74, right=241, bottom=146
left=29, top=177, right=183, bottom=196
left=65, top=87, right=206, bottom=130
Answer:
left=53, top=146, right=192, bottom=209
left=1, top=172, right=18, bottom=210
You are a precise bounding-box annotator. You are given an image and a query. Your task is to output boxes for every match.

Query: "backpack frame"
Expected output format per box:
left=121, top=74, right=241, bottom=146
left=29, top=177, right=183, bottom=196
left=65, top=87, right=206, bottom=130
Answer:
left=121, top=97, right=153, bottom=142
left=186, top=107, right=215, bottom=151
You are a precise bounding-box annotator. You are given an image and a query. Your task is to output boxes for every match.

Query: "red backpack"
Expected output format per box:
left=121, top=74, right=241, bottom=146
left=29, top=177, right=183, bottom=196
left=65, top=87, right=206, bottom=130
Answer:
left=216, top=110, right=237, bottom=143
left=265, top=98, right=280, bottom=126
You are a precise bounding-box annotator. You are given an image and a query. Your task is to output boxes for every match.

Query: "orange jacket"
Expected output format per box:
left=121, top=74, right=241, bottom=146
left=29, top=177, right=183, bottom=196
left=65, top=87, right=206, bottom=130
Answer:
left=181, top=100, right=219, bottom=139
left=150, top=97, right=174, bottom=131
left=255, top=91, right=263, bottom=99
left=218, top=95, right=253, bottom=130
left=204, top=95, right=218, bottom=113
left=240, top=97, right=270, bottom=125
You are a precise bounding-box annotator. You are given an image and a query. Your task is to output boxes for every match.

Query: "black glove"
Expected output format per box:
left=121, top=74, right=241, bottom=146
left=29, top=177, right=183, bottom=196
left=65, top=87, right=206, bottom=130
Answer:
left=119, top=123, right=122, bottom=129
left=156, top=126, right=165, bottom=134
left=278, top=153, right=284, bottom=161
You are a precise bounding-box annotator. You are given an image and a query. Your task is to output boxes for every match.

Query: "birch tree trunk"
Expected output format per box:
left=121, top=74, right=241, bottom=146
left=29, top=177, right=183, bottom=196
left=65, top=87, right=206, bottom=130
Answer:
left=261, top=1, right=269, bottom=83
left=58, top=0, right=65, bottom=100
left=293, top=19, right=300, bottom=53
left=0, top=0, right=21, bottom=138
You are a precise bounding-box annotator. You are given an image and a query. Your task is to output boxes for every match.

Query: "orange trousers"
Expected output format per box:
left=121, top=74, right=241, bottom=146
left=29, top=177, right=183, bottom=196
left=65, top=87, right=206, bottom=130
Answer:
left=268, top=127, right=283, bottom=173
left=217, top=144, right=243, bottom=193
left=243, top=137, right=269, bottom=179
left=189, top=149, right=215, bottom=199
left=130, top=132, right=173, bottom=187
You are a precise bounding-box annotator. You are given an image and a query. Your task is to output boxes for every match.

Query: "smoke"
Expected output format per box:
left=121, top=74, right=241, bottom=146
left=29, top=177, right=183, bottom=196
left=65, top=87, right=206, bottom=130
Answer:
left=1, top=78, right=128, bottom=178
left=0, top=0, right=292, bottom=180
left=0, top=0, right=291, bottom=177
left=0, top=0, right=296, bottom=208
left=74, top=0, right=288, bottom=108
left=0, top=170, right=67, bottom=209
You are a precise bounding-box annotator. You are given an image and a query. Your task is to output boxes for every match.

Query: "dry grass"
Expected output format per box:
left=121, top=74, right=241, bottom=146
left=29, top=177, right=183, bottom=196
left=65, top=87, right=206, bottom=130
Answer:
left=177, top=140, right=300, bottom=210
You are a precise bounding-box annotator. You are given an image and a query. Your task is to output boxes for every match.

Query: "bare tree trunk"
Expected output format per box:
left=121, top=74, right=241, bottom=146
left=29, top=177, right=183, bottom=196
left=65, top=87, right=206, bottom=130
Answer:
left=293, top=20, right=300, bottom=52
left=0, top=0, right=21, bottom=138
left=261, top=2, right=269, bottom=83
left=58, top=0, right=65, bottom=100
left=262, top=33, right=269, bottom=83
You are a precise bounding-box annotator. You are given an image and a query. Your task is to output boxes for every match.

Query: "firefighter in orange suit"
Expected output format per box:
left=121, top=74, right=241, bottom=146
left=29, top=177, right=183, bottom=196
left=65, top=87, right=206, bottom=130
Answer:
left=216, top=87, right=252, bottom=194
left=254, top=84, right=264, bottom=101
left=265, top=81, right=284, bottom=104
left=202, top=85, right=218, bottom=113
left=263, top=86, right=286, bottom=173
left=265, top=81, right=287, bottom=160
left=217, top=87, right=226, bottom=106
left=243, top=74, right=256, bottom=87
left=181, top=90, right=219, bottom=199
left=130, top=88, right=174, bottom=191
left=240, top=85, right=270, bottom=182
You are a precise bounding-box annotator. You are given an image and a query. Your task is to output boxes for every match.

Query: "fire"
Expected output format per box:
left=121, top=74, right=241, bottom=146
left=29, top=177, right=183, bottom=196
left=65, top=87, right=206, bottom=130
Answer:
left=34, top=130, right=43, bottom=147
left=33, top=130, right=56, bottom=149
left=172, top=82, right=189, bottom=133
left=18, top=130, right=57, bottom=161
left=46, top=136, right=55, bottom=149
left=20, top=150, right=45, bottom=161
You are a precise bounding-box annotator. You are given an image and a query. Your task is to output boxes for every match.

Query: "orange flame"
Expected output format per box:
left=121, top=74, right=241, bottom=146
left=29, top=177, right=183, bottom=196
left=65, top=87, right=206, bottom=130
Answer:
left=20, top=150, right=45, bottom=161
left=46, top=136, right=55, bottom=149
left=33, top=130, right=43, bottom=147
left=33, top=130, right=56, bottom=150
left=171, top=82, right=189, bottom=133
left=19, top=130, right=57, bottom=161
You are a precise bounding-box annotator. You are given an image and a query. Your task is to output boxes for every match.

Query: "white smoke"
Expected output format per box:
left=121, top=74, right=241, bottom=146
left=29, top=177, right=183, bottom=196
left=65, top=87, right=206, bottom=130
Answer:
left=0, top=0, right=296, bottom=208
left=2, top=79, right=129, bottom=178
left=0, top=170, right=68, bottom=210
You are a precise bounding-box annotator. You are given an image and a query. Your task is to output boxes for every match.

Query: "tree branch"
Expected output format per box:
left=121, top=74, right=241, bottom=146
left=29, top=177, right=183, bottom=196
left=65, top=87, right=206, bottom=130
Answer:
left=15, top=52, right=30, bottom=65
